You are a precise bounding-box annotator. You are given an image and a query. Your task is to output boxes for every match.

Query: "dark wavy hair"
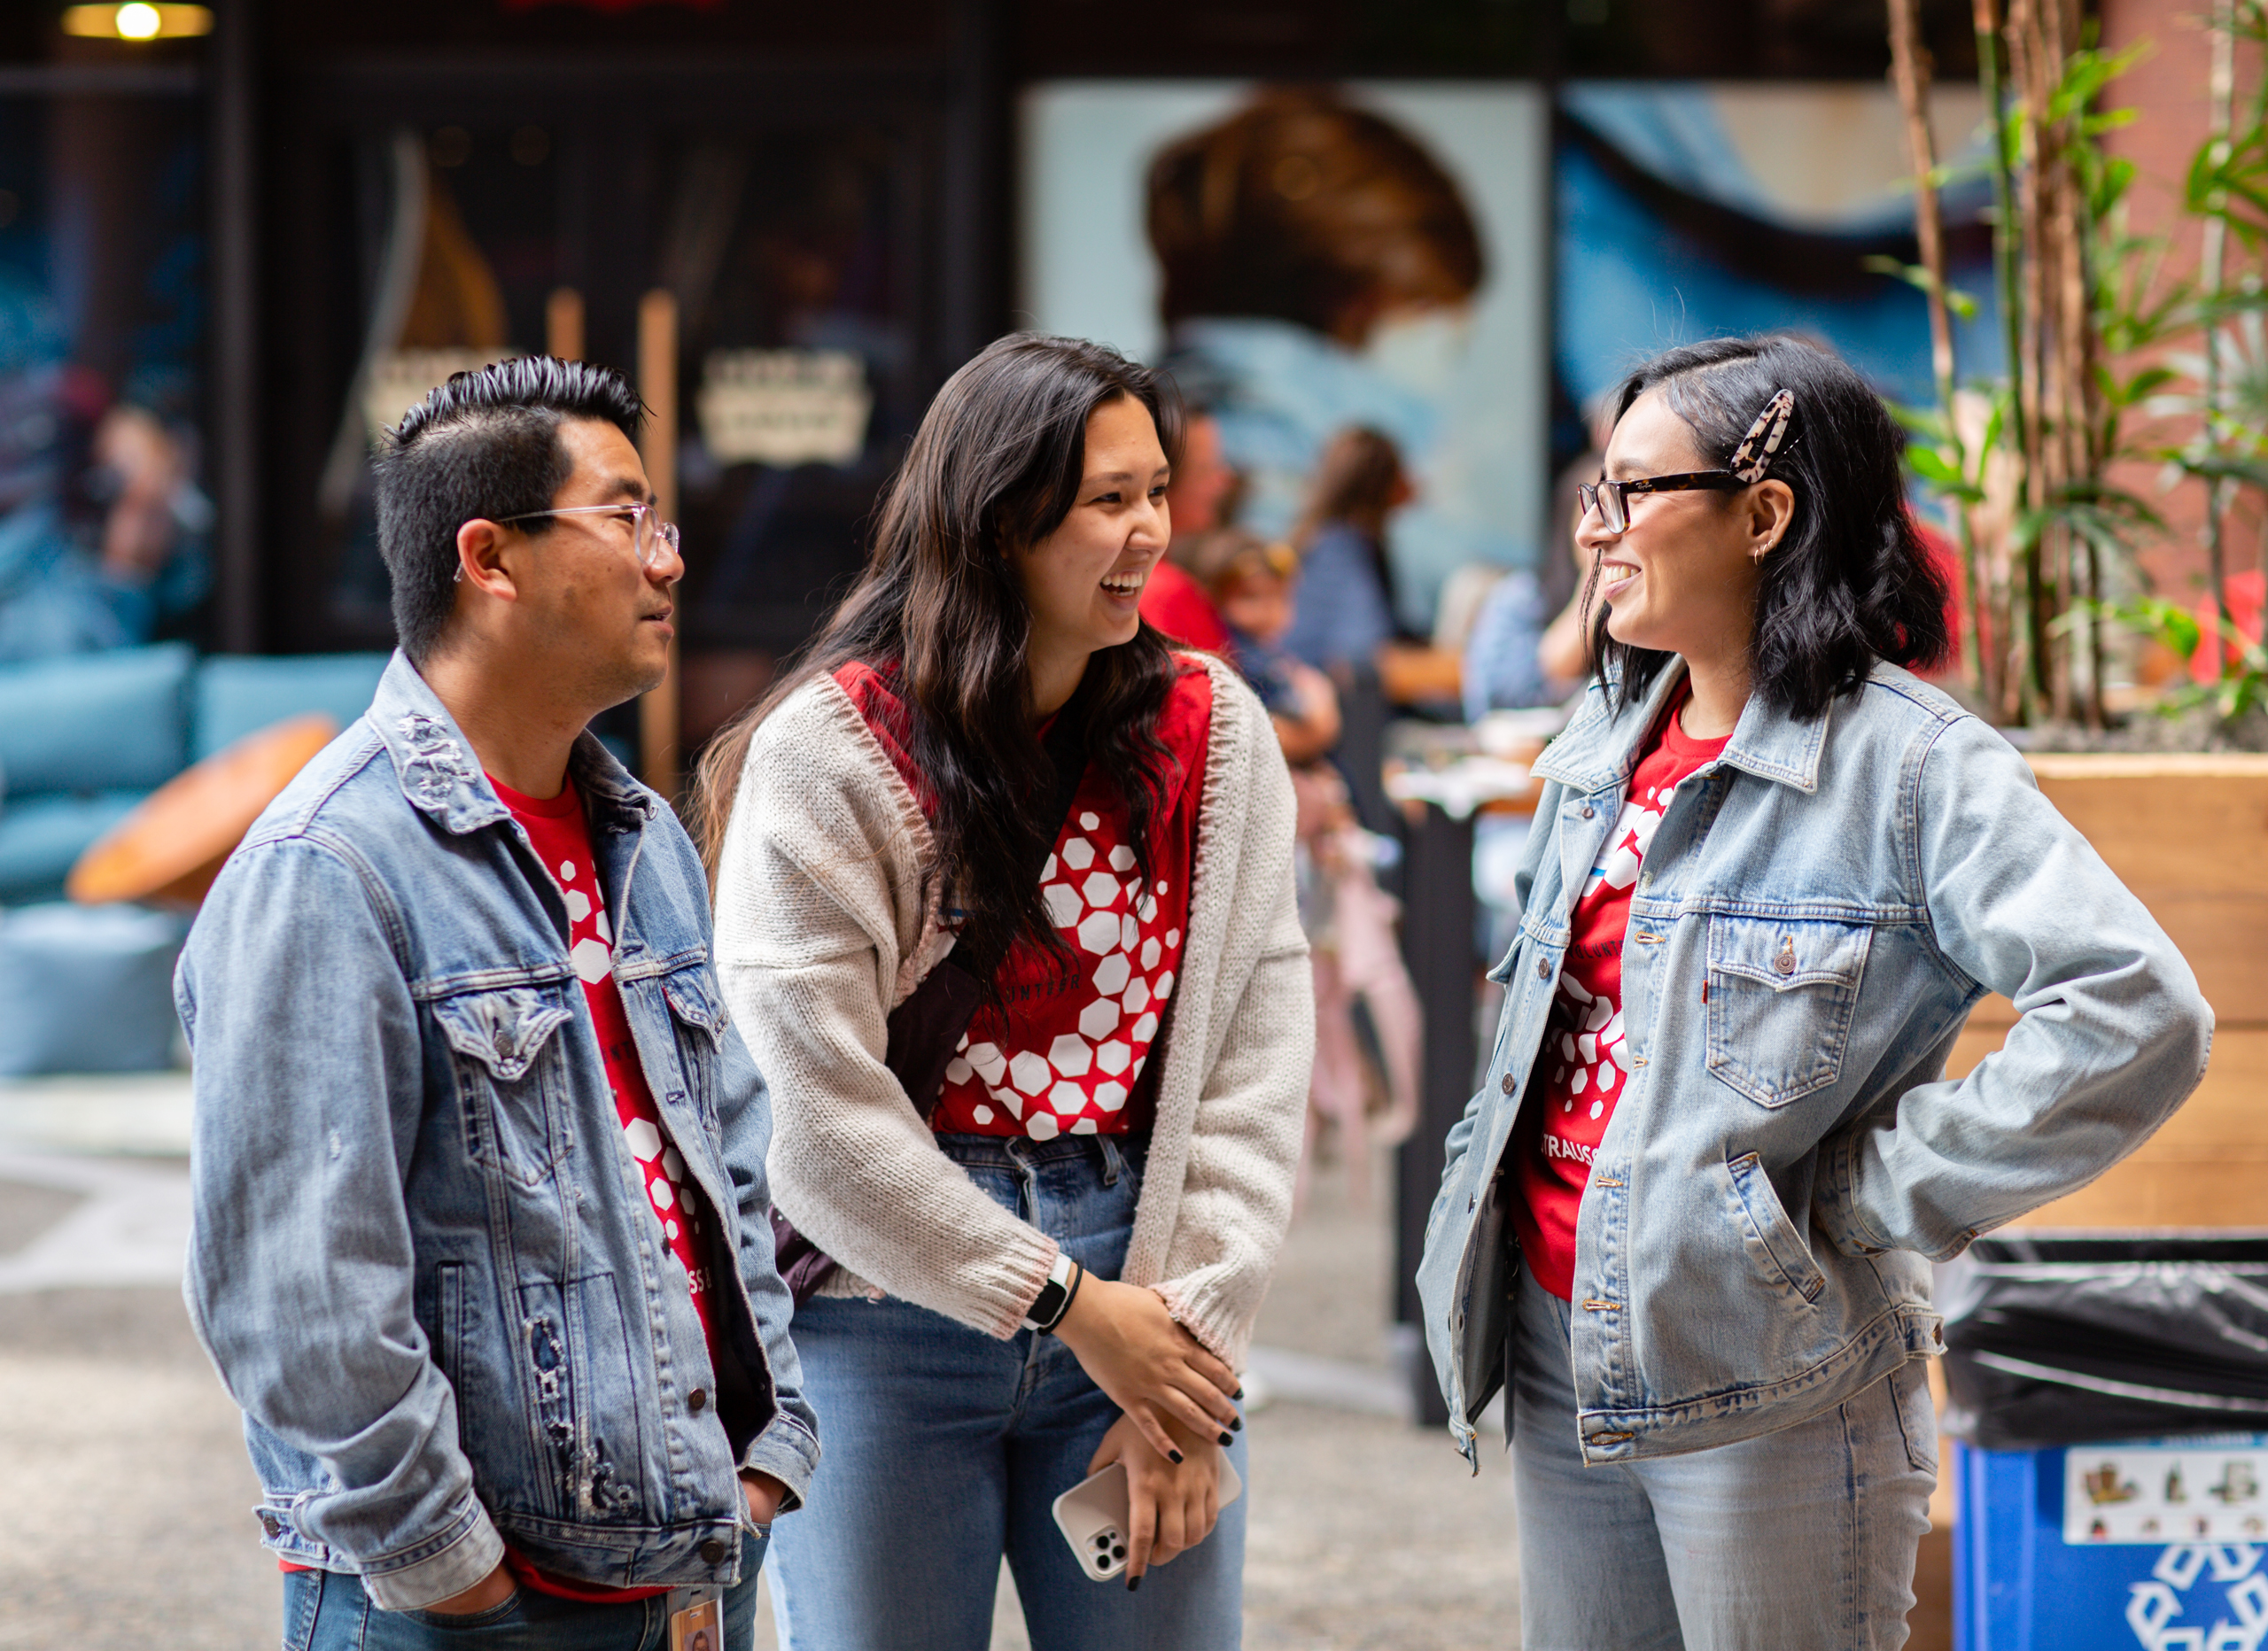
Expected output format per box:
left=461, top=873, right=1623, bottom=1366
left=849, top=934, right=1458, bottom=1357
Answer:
left=693, top=333, right=1185, bottom=975
left=1588, top=335, right=1950, bottom=720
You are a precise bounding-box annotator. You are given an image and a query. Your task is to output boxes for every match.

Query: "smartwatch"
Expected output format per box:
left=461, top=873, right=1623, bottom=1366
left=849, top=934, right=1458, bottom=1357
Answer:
left=1022, top=1252, right=1080, bottom=1335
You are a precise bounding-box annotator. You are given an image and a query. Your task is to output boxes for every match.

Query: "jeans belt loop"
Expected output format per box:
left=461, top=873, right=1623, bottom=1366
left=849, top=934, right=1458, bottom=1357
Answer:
left=1098, top=1133, right=1123, bottom=1188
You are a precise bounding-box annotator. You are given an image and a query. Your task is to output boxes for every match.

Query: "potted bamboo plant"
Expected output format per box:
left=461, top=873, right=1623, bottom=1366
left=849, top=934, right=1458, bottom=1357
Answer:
left=1885, top=0, right=2267, bottom=1234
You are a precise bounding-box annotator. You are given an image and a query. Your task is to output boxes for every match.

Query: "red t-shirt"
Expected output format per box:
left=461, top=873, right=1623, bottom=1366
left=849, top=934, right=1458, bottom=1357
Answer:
left=1140, top=560, right=1232, bottom=653
left=492, top=775, right=721, bottom=1603
left=835, top=657, right=1212, bottom=1138
left=1511, top=688, right=1729, bottom=1299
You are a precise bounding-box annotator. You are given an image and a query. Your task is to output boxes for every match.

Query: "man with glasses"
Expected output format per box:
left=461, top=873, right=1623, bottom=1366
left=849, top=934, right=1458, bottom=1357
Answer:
left=177, top=356, right=816, bottom=1648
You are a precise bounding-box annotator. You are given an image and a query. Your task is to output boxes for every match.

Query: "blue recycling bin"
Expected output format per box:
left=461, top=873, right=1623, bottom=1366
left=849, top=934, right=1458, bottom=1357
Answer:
left=1955, top=1436, right=2268, bottom=1650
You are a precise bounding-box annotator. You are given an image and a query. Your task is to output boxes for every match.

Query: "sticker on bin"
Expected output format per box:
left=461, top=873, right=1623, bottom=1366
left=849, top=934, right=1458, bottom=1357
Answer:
left=2067, top=1445, right=2268, bottom=1544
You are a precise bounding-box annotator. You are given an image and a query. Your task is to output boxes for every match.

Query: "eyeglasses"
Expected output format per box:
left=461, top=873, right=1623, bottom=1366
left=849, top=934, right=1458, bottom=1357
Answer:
left=1577, top=387, right=1798, bottom=536
left=490, top=501, right=680, bottom=569
left=1576, top=471, right=1751, bottom=536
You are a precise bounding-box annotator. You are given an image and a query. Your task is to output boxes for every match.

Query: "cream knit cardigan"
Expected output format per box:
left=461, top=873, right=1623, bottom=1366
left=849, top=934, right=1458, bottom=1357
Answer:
left=711, top=654, right=1312, bottom=1368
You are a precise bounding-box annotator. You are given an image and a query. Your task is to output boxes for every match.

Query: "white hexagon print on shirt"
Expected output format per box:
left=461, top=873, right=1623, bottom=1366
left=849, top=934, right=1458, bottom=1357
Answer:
left=934, top=800, right=1187, bottom=1138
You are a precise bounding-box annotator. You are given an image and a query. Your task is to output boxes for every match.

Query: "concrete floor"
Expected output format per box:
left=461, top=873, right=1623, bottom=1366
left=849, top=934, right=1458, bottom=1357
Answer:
left=0, top=1132, right=1520, bottom=1648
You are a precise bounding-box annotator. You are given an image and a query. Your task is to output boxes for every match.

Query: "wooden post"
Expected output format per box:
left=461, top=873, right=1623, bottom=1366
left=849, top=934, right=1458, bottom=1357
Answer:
left=545, top=286, right=584, bottom=362
left=638, top=289, right=680, bottom=800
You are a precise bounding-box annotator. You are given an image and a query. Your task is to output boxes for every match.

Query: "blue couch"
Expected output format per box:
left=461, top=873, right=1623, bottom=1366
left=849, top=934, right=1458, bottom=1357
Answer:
left=0, top=646, right=392, bottom=904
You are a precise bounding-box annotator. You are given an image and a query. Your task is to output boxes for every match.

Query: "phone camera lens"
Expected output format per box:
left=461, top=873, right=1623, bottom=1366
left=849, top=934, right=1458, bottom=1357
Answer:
left=1095, top=1554, right=1110, bottom=1570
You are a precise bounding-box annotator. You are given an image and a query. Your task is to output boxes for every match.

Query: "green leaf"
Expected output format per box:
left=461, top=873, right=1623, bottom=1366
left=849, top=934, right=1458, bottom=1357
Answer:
left=1907, top=447, right=1966, bottom=486
left=2175, top=453, right=2268, bottom=490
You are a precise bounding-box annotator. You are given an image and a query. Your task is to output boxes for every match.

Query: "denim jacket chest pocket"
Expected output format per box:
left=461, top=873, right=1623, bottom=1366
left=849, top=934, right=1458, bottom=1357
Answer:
left=432, top=982, right=578, bottom=1184
left=655, top=964, right=728, bottom=1128
left=1704, top=914, right=1874, bottom=1107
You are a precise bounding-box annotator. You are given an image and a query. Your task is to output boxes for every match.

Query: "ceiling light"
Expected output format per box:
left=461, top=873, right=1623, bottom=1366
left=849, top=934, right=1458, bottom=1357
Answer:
left=60, top=4, right=214, bottom=39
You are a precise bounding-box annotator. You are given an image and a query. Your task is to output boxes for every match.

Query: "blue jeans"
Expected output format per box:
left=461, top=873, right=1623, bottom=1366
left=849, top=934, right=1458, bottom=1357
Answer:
left=1511, top=1269, right=1934, bottom=1649
left=285, top=1531, right=766, bottom=1649
left=767, top=1131, right=1247, bottom=1651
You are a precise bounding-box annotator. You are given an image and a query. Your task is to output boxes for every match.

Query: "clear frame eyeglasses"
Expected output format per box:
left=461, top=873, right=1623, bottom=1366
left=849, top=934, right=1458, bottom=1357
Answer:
left=455, top=501, right=681, bottom=580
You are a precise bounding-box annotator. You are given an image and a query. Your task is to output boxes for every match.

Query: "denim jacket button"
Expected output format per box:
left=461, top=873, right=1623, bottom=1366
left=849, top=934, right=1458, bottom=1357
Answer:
left=1536, top=958, right=1551, bottom=979
left=700, top=1539, right=728, bottom=1564
left=259, top=1513, right=282, bottom=1539
left=687, top=1387, right=708, bottom=1413
left=1581, top=804, right=1596, bottom=819
left=1499, top=1072, right=1516, bottom=1094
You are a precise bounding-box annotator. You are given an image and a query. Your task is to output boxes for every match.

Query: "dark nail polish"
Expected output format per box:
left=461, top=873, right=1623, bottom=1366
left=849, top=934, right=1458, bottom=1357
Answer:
left=1127, top=1574, right=1142, bottom=1592
left=1168, top=1449, right=1184, bottom=1464
left=1230, top=1416, right=1243, bottom=1432
left=1218, top=1430, right=1233, bottom=1446
left=1232, top=1387, right=1245, bottom=1400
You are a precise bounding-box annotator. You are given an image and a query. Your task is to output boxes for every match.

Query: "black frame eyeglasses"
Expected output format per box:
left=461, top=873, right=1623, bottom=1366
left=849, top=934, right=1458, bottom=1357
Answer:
left=489, top=501, right=680, bottom=569
left=1576, top=470, right=1751, bottom=536
left=1579, top=386, right=1798, bottom=536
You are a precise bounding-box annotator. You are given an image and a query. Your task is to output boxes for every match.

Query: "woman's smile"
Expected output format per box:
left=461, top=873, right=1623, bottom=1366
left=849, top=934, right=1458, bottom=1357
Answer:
left=1099, top=565, right=1150, bottom=606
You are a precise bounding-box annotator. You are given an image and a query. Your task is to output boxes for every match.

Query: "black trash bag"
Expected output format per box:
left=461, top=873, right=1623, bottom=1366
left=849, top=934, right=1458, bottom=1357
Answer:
left=1938, top=1232, right=2268, bottom=1452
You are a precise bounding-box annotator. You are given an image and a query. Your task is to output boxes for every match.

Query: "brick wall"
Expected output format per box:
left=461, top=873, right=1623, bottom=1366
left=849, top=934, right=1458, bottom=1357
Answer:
left=2099, top=0, right=2264, bottom=599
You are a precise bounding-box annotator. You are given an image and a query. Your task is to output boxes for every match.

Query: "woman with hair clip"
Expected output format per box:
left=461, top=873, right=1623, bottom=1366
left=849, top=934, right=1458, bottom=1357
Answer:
left=1418, top=334, right=2212, bottom=1649
left=698, top=333, right=1311, bottom=1650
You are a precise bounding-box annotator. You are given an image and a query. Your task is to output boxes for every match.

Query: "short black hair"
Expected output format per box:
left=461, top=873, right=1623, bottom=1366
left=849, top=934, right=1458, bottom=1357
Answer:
left=372, top=355, right=644, bottom=663
left=1591, top=334, right=1951, bottom=721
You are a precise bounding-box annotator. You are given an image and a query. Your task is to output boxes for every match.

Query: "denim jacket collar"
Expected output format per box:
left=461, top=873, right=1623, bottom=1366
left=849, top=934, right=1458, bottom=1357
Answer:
left=369, top=649, right=655, bottom=837
left=1532, top=659, right=1834, bottom=797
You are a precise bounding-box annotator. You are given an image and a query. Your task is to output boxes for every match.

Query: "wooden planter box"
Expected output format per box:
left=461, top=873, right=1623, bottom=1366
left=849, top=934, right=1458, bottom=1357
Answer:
left=1947, top=754, right=2268, bottom=1226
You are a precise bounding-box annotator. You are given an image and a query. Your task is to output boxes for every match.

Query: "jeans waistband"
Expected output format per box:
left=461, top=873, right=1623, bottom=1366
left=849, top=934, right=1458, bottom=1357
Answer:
left=934, top=1128, right=1150, bottom=1183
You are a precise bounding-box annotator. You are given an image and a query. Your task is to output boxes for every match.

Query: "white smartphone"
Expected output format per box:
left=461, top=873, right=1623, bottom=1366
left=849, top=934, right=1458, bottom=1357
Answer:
left=1051, top=1455, right=1245, bottom=1582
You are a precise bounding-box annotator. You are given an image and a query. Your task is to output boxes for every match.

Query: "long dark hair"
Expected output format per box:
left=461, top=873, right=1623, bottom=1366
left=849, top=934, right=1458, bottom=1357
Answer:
left=694, top=333, right=1185, bottom=973
left=1588, top=335, right=1950, bottom=720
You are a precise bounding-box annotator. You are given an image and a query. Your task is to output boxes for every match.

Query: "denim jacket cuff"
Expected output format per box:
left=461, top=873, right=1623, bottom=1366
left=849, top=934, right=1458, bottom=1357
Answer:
left=357, top=1496, right=506, bottom=1612
left=1814, top=1133, right=1893, bottom=1258
left=740, top=1413, right=821, bottom=1514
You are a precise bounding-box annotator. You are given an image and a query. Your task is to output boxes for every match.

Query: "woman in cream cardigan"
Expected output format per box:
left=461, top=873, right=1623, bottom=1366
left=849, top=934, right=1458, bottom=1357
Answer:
left=699, top=333, right=1311, bottom=1651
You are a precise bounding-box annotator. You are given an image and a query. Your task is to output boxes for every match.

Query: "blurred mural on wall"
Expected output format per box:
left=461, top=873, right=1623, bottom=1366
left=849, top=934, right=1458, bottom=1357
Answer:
left=1551, top=81, right=2001, bottom=450
left=1021, top=81, right=1549, bottom=632
left=0, top=86, right=208, bottom=663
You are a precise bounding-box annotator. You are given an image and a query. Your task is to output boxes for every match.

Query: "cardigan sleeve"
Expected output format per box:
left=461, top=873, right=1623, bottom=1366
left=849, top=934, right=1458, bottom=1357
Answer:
left=1148, top=668, right=1315, bottom=1366
left=712, top=690, right=1060, bottom=1341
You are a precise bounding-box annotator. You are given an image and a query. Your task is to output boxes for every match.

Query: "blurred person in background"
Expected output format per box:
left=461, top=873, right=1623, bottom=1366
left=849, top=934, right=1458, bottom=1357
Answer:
left=1281, top=425, right=1409, bottom=677
left=1185, top=523, right=1418, bottom=1211
left=1138, top=403, right=1239, bottom=654
left=0, top=276, right=209, bottom=659
left=698, top=334, right=1311, bottom=1649
left=1461, top=445, right=1610, bottom=722
left=1418, top=335, right=2212, bottom=1648
left=177, top=357, right=814, bottom=1648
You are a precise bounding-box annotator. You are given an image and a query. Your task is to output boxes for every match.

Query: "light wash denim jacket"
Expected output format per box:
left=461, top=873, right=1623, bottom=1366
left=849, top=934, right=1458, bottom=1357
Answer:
left=176, top=654, right=818, bottom=1609
left=1418, top=659, right=2213, bottom=1469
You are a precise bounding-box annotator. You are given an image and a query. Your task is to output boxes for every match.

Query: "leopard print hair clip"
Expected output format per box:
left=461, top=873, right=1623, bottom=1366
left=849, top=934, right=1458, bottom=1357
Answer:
left=1728, top=390, right=1795, bottom=484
